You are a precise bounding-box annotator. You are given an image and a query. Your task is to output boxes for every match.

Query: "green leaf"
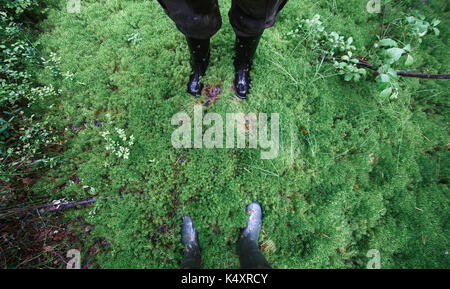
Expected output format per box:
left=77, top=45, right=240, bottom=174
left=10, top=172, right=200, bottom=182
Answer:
left=406, top=16, right=415, bottom=23
left=380, top=87, right=392, bottom=98
left=403, top=44, right=411, bottom=52
left=432, top=19, right=441, bottom=26
left=405, top=55, right=414, bottom=67
left=385, top=48, right=404, bottom=63
left=433, top=28, right=440, bottom=36
left=378, top=38, right=397, bottom=47
left=376, top=74, right=390, bottom=83
left=387, top=68, right=398, bottom=78
left=377, top=81, right=390, bottom=91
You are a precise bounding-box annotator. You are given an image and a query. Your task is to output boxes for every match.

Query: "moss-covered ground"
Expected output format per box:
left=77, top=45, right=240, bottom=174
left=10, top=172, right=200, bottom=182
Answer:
left=29, top=0, right=449, bottom=268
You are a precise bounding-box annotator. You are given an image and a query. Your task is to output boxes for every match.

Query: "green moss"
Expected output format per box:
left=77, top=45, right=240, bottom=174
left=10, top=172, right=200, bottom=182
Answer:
left=31, top=0, right=449, bottom=268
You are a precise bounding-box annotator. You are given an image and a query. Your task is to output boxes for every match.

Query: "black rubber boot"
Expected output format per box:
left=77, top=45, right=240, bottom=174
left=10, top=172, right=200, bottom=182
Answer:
left=237, top=201, right=271, bottom=269
left=181, top=216, right=202, bottom=269
left=186, top=37, right=210, bottom=97
left=233, top=35, right=262, bottom=99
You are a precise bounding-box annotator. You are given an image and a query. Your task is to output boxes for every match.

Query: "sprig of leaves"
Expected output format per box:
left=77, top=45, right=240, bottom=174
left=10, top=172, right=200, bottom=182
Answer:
left=288, top=13, right=441, bottom=99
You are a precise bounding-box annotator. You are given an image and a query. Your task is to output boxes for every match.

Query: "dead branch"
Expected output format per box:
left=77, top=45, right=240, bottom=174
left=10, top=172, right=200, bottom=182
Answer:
left=320, top=56, right=450, bottom=79
left=0, top=198, right=97, bottom=220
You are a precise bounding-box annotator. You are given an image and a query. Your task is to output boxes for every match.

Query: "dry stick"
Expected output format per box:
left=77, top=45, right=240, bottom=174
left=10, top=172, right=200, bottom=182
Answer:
left=380, top=4, right=386, bottom=40
left=0, top=198, right=97, bottom=219
left=0, top=192, right=151, bottom=219
left=396, top=70, right=450, bottom=79
left=321, top=56, right=450, bottom=79
left=38, top=198, right=97, bottom=214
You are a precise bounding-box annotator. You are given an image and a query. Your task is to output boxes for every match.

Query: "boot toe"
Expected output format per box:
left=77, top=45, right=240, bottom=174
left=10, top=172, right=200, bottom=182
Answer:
left=241, top=202, right=263, bottom=241
left=235, top=83, right=248, bottom=99
left=181, top=216, right=198, bottom=245
left=235, top=70, right=250, bottom=99
left=187, top=74, right=203, bottom=96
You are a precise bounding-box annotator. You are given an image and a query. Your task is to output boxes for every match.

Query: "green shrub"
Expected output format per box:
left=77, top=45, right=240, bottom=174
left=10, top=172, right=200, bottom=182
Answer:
left=0, top=0, right=60, bottom=186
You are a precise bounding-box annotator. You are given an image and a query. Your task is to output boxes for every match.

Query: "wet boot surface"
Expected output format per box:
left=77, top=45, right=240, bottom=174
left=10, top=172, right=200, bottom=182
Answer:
left=186, top=37, right=211, bottom=97
left=233, top=35, right=262, bottom=99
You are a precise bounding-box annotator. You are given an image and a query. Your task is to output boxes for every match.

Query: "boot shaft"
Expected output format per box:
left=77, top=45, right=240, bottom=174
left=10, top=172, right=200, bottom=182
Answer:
left=186, top=37, right=210, bottom=75
left=234, top=35, right=262, bottom=70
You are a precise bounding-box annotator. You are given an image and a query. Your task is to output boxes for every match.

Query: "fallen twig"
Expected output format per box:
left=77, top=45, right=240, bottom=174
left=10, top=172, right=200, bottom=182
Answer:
left=380, top=4, right=386, bottom=39
left=0, top=198, right=97, bottom=219
left=0, top=192, right=153, bottom=219
left=320, top=56, right=450, bottom=79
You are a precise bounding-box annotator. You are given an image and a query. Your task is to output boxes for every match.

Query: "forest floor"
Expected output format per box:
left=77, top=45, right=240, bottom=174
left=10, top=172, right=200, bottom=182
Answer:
left=4, top=0, right=449, bottom=268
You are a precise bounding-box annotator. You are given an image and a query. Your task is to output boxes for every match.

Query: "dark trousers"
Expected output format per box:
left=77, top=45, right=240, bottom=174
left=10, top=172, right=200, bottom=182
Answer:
left=157, top=0, right=288, bottom=39
left=181, top=235, right=271, bottom=269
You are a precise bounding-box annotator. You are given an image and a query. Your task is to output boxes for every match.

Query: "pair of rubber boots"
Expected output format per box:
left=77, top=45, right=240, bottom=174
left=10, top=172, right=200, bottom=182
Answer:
left=181, top=202, right=270, bottom=269
left=186, top=35, right=261, bottom=99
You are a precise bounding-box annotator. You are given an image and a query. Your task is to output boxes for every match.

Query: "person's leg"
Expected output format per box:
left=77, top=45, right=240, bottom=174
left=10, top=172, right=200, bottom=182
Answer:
left=232, top=34, right=262, bottom=99
left=157, top=0, right=222, bottom=96
left=228, top=0, right=288, bottom=99
left=181, top=216, right=202, bottom=269
left=157, top=0, right=222, bottom=40
left=185, top=37, right=210, bottom=96
left=237, top=202, right=271, bottom=269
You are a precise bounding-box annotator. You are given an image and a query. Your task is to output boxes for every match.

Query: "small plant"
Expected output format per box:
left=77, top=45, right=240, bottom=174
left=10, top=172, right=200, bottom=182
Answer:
left=127, top=33, right=142, bottom=45
left=288, top=15, right=366, bottom=83
left=101, top=120, right=135, bottom=161
left=370, top=38, right=411, bottom=99
left=2, top=0, right=33, bottom=14
left=287, top=13, right=441, bottom=99
left=1, top=2, right=62, bottom=184
left=41, top=52, right=62, bottom=77
left=1, top=114, right=59, bottom=184
left=402, top=14, right=440, bottom=42
left=369, top=13, right=441, bottom=98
